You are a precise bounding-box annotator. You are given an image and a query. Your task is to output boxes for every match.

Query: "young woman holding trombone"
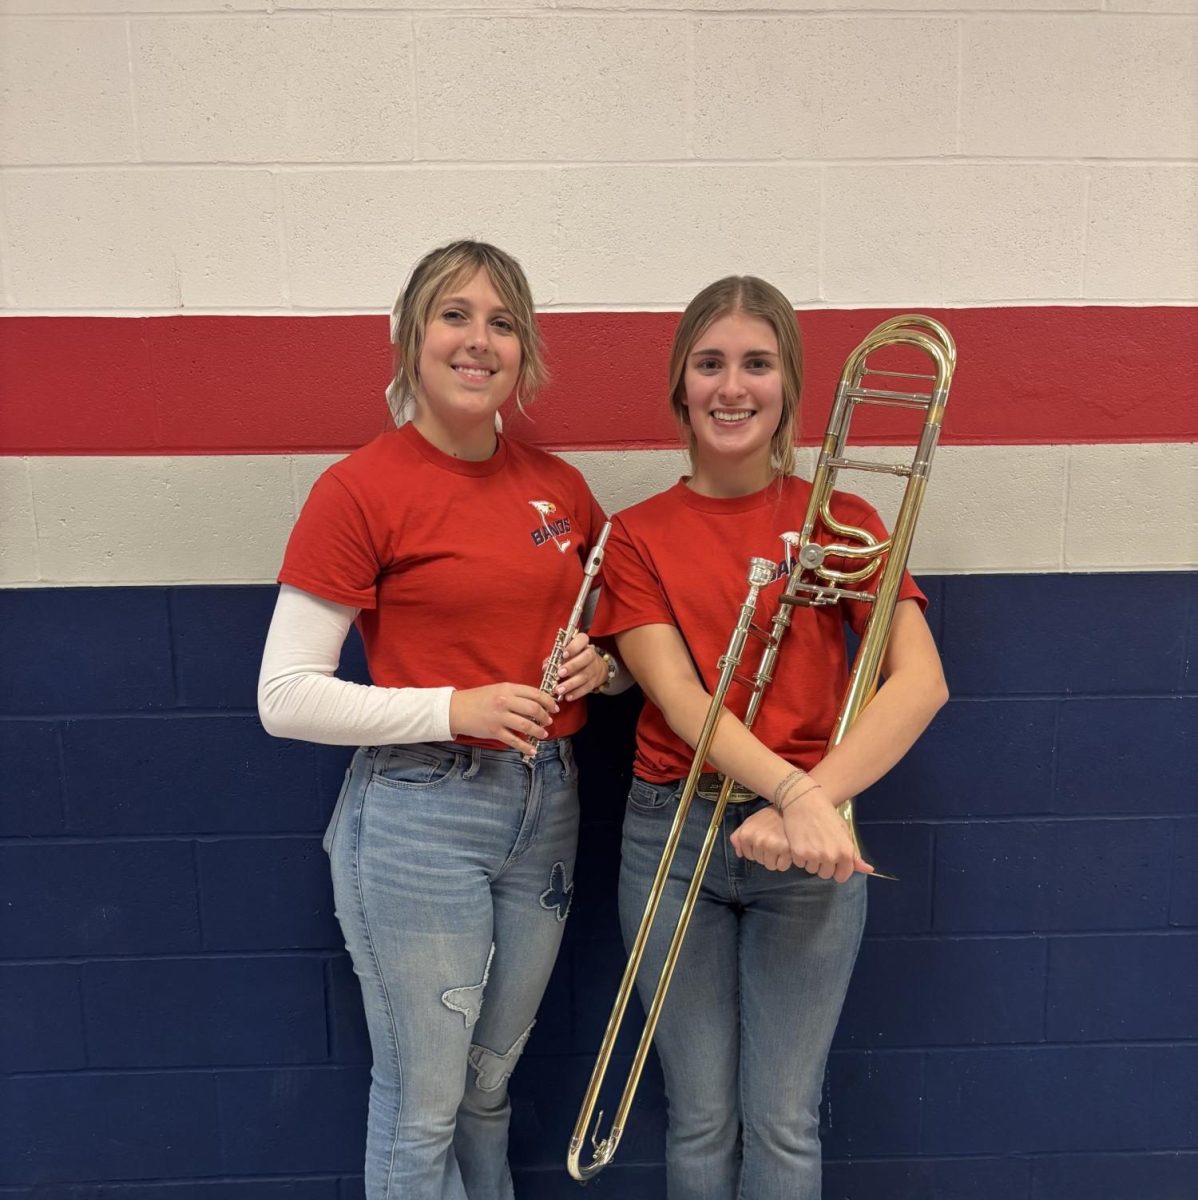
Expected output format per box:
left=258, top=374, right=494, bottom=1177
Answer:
left=586, top=276, right=950, bottom=1199
left=258, top=240, right=618, bottom=1200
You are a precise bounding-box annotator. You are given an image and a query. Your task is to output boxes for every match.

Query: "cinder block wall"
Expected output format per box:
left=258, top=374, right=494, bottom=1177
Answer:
left=1, top=1, right=1195, bottom=1197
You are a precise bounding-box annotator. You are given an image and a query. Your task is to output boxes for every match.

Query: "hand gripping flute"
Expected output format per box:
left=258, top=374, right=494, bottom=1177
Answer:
left=523, top=521, right=613, bottom=765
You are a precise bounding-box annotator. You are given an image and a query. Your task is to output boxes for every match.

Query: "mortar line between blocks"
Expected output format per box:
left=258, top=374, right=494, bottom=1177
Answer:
left=124, top=17, right=145, bottom=163
left=191, top=837, right=207, bottom=950
left=273, top=170, right=291, bottom=306
left=954, top=18, right=965, bottom=158
left=1079, top=167, right=1094, bottom=298
left=409, top=12, right=422, bottom=162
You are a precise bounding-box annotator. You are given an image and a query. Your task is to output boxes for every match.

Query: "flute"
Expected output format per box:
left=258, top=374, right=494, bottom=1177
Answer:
left=524, top=521, right=613, bottom=764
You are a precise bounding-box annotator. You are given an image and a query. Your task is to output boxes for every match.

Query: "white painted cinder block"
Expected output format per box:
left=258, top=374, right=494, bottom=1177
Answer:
left=3, top=169, right=285, bottom=309
left=820, top=0, right=1097, bottom=8
left=280, top=0, right=554, bottom=7
left=0, top=2, right=269, bottom=10
left=1065, top=443, right=1198, bottom=570
left=823, top=165, right=1087, bottom=304
left=561, top=449, right=690, bottom=518
left=290, top=454, right=347, bottom=516
left=556, top=165, right=821, bottom=307
left=132, top=16, right=415, bottom=164
left=563, top=446, right=1076, bottom=575
left=558, top=0, right=1098, bottom=8
left=573, top=444, right=1078, bottom=574
left=7, top=446, right=1195, bottom=587
left=0, top=458, right=38, bottom=585
left=28, top=457, right=296, bottom=585
left=692, top=17, right=956, bottom=160
left=910, top=444, right=1069, bottom=573
left=415, top=16, right=690, bottom=162
left=961, top=16, right=1198, bottom=158
left=1107, top=0, right=1198, bottom=11
left=1085, top=165, right=1198, bottom=301
left=1, top=18, right=137, bottom=165
left=790, top=444, right=1070, bottom=574
left=282, top=169, right=559, bottom=309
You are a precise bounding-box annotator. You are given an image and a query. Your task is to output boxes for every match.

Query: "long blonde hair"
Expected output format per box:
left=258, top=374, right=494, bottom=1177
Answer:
left=386, top=240, right=547, bottom=424
left=667, top=276, right=803, bottom=477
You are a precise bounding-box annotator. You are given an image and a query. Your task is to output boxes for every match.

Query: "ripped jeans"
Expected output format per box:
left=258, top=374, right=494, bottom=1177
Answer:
left=325, top=739, right=580, bottom=1200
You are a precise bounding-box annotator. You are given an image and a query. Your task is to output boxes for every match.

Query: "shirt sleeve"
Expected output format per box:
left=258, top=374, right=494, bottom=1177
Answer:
left=590, top=513, right=675, bottom=638
left=278, top=471, right=383, bottom=610
left=258, top=585, right=453, bottom=746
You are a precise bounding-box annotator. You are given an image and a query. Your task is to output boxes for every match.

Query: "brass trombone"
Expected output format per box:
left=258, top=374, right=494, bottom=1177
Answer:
left=566, top=315, right=956, bottom=1182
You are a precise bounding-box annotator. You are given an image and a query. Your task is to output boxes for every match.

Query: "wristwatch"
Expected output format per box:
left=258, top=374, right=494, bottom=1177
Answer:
left=593, top=646, right=618, bottom=694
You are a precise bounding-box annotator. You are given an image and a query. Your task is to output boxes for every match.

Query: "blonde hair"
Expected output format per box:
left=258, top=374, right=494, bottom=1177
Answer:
left=667, top=276, right=803, bottom=478
left=386, top=240, right=547, bottom=424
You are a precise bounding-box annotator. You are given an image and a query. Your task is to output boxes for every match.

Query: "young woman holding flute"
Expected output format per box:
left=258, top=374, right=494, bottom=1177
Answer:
left=258, top=240, right=620, bottom=1200
left=589, top=275, right=949, bottom=1200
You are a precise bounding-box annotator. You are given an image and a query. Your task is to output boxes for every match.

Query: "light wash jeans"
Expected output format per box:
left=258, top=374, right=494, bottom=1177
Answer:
left=619, top=777, right=867, bottom=1200
left=325, top=739, right=580, bottom=1200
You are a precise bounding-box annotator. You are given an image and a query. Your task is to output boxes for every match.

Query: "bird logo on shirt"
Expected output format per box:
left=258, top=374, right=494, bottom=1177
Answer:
left=528, top=500, right=573, bottom=554
left=780, top=531, right=801, bottom=578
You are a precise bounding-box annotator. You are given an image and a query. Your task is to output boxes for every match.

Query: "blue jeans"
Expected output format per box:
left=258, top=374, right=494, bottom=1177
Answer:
left=619, top=777, right=867, bottom=1200
left=325, top=739, right=580, bottom=1200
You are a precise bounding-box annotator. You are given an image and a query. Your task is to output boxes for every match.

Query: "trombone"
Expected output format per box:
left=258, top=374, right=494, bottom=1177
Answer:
left=566, top=315, right=956, bottom=1182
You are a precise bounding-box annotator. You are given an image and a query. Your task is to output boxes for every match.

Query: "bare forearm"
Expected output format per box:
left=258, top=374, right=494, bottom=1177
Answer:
left=654, top=680, right=796, bottom=801
left=808, top=669, right=948, bottom=806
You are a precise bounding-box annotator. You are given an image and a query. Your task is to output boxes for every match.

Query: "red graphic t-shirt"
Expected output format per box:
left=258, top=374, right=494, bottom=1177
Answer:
left=591, top=476, right=926, bottom=782
left=280, top=422, right=607, bottom=744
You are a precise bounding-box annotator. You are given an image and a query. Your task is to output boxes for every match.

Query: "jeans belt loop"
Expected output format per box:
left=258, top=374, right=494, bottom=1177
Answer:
left=463, top=745, right=482, bottom=780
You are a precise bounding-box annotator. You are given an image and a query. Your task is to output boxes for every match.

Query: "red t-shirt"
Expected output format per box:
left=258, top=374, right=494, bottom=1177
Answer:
left=279, top=422, right=607, bottom=744
left=590, top=476, right=926, bottom=782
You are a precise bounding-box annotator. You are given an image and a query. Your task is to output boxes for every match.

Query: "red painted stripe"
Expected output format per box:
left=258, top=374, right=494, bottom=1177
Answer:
left=2, top=308, right=1194, bottom=454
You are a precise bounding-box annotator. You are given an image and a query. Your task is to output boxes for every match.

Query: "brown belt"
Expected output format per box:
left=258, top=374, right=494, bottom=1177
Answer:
left=695, top=773, right=759, bottom=805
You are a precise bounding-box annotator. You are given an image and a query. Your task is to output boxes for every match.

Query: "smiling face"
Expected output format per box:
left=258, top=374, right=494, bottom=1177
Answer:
left=667, top=277, right=803, bottom=494
left=412, top=267, right=522, bottom=454
left=681, top=311, right=784, bottom=482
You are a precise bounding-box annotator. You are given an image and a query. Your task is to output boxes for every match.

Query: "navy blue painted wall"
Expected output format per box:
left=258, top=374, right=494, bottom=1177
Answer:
left=1, top=575, right=1196, bottom=1199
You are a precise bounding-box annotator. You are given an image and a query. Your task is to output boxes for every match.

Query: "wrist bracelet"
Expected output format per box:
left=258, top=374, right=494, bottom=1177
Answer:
left=593, top=646, right=618, bottom=694
left=778, top=779, right=822, bottom=814
left=771, top=768, right=808, bottom=811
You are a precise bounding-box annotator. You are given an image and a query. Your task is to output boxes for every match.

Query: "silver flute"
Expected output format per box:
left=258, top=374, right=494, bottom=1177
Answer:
left=524, top=521, right=613, bottom=764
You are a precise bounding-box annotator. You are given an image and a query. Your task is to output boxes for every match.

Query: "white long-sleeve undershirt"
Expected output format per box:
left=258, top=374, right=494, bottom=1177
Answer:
left=257, top=584, right=454, bottom=746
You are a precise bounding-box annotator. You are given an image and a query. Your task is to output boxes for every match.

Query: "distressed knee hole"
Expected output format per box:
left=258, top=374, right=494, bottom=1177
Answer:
left=468, top=1021, right=535, bottom=1092
left=540, top=860, right=573, bottom=921
left=440, top=943, right=495, bottom=1029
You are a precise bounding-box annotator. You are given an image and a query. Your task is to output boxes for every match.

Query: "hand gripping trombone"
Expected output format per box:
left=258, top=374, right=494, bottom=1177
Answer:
left=567, top=315, right=955, bottom=1181
left=523, top=521, right=613, bottom=765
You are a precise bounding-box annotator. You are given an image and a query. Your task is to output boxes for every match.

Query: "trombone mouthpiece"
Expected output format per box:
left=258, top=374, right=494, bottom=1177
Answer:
left=747, top=557, right=776, bottom=587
